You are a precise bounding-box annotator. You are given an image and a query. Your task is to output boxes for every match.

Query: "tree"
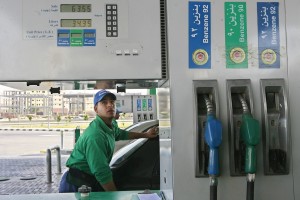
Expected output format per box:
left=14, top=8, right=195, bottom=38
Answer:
left=27, top=115, right=33, bottom=128
left=27, top=115, right=33, bottom=121
left=66, top=115, right=72, bottom=123
left=56, top=115, right=61, bottom=123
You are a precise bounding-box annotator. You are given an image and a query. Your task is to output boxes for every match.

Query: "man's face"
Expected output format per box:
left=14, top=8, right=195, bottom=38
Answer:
left=94, top=95, right=116, bottom=119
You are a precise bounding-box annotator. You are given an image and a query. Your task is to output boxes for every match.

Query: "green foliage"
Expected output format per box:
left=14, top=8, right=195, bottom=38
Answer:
left=56, top=115, right=61, bottom=123
left=66, top=115, right=72, bottom=123
left=27, top=115, right=33, bottom=121
left=83, top=114, right=89, bottom=121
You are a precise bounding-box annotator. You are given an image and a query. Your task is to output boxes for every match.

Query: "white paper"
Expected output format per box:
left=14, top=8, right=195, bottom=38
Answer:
left=137, top=193, right=161, bottom=200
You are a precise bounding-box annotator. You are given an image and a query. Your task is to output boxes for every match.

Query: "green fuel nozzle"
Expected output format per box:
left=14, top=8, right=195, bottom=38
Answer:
left=238, top=94, right=260, bottom=174
left=238, top=94, right=259, bottom=200
left=240, top=113, right=260, bottom=173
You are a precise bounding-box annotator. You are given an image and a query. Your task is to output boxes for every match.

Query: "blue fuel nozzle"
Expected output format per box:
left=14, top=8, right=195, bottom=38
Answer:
left=204, top=114, right=223, bottom=176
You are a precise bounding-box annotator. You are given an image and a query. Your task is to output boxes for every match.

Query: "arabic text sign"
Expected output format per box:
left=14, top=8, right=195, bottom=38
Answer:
left=257, top=2, right=280, bottom=68
left=189, top=2, right=211, bottom=69
left=225, top=2, right=248, bottom=68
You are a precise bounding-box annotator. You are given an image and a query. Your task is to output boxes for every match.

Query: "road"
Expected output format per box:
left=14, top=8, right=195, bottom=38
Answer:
left=0, top=130, right=74, bottom=156
left=0, top=130, right=129, bottom=156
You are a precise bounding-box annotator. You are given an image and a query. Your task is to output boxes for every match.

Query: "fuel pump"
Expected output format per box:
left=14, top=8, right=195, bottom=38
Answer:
left=238, top=95, right=260, bottom=200
left=204, top=95, right=222, bottom=200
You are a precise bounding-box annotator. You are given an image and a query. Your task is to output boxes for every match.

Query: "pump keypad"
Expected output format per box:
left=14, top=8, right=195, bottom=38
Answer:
left=106, top=4, right=118, bottom=37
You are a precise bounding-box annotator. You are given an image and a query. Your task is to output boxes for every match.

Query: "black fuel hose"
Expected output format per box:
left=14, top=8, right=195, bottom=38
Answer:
left=209, top=176, right=218, bottom=200
left=210, top=185, right=217, bottom=200
left=246, top=175, right=255, bottom=200
left=247, top=181, right=254, bottom=200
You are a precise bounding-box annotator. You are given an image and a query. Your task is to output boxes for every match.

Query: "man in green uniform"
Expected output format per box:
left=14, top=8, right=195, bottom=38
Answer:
left=59, top=89, right=158, bottom=192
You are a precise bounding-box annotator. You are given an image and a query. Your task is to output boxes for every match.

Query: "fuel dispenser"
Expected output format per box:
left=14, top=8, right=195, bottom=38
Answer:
left=0, top=0, right=298, bottom=199
left=165, top=0, right=298, bottom=199
left=194, top=80, right=222, bottom=200
left=133, top=95, right=157, bottom=123
left=227, top=79, right=260, bottom=200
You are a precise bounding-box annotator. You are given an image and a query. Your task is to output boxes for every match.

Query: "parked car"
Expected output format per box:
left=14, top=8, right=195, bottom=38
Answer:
left=110, top=120, right=160, bottom=191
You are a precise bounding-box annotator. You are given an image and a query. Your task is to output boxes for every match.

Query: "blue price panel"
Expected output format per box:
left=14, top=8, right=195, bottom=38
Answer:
left=57, top=29, right=70, bottom=46
left=189, top=2, right=211, bottom=69
left=148, top=99, right=153, bottom=111
left=257, top=2, right=280, bottom=68
left=137, top=99, right=141, bottom=111
left=83, top=29, right=96, bottom=46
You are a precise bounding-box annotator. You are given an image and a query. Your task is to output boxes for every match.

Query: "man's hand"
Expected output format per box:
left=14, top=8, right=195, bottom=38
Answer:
left=128, top=126, right=159, bottom=139
left=145, top=126, right=159, bottom=138
left=101, top=180, right=117, bottom=191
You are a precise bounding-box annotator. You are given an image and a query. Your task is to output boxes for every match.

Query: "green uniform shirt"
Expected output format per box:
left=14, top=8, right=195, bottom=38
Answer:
left=112, top=119, right=118, bottom=128
left=66, top=115, right=129, bottom=185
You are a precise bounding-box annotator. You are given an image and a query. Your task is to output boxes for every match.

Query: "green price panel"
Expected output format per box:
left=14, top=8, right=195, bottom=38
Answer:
left=225, top=2, right=248, bottom=68
left=142, top=99, right=147, bottom=111
left=70, top=30, right=83, bottom=46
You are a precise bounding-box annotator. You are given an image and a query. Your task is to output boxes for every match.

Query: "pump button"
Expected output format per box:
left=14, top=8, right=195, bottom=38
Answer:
left=115, top=50, right=122, bottom=55
left=132, top=49, right=139, bottom=55
left=124, top=49, right=130, bottom=55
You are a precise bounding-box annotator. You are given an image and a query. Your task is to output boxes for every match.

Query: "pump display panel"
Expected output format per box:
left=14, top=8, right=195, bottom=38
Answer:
left=0, top=0, right=165, bottom=81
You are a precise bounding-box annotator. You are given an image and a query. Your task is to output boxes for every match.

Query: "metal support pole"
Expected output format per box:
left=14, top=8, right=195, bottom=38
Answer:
left=46, top=148, right=52, bottom=183
left=60, top=130, right=64, bottom=150
left=56, top=147, right=61, bottom=174
left=46, top=146, right=61, bottom=184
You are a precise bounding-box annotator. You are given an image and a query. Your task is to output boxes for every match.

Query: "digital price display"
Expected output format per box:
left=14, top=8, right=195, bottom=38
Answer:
left=71, top=33, right=82, bottom=38
left=58, top=33, right=69, bottom=38
left=60, top=4, right=91, bottom=12
left=61, top=19, right=92, bottom=27
left=84, top=33, right=96, bottom=38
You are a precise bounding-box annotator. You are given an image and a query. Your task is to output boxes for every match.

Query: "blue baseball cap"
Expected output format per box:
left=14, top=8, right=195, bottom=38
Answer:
left=94, top=90, right=116, bottom=106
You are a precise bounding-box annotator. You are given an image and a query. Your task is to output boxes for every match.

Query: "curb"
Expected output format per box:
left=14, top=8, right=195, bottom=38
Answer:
left=40, top=149, right=73, bottom=154
left=0, top=128, right=76, bottom=132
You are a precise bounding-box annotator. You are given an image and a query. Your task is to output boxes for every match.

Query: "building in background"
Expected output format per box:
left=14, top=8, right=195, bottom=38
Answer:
left=0, top=88, right=149, bottom=119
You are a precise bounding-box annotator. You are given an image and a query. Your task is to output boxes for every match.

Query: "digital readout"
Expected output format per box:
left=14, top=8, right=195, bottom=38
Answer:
left=58, top=33, right=70, bottom=38
left=84, top=33, right=96, bottom=38
left=60, top=4, right=91, bottom=12
left=71, top=33, right=82, bottom=38
left=61, top=19, right=92, bottom=27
